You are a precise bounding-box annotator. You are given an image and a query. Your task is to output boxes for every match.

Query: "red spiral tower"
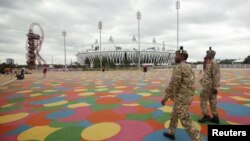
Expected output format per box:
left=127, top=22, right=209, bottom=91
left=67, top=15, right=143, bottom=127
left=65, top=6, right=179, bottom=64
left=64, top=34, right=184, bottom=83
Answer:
left=26, top=23, right=46, bottom=69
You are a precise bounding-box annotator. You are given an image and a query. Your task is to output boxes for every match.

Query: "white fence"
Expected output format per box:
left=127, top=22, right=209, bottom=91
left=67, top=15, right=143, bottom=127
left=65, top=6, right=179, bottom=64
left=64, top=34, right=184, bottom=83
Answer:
left=153, top=64, right=250, bottom=70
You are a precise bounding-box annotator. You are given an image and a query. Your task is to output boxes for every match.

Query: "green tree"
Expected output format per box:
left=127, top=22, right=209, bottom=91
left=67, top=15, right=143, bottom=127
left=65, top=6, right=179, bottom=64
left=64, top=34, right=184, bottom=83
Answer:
left=243, top=56, right=250, bottom=64
left=219, top=59, right=235, bottom=64
left=84, top=58, right=91, bottom=68
left=93, top=56, right=100, bottom=68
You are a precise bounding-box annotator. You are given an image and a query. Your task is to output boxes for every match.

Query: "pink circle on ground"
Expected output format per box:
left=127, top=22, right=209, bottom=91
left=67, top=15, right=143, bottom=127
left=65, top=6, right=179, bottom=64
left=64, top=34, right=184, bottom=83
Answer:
left=226, top=116, right=250, bottom=124
left=108, top=120, right=153, bottom=141
left=0, top=135, right=18, bottom=141
left=113, top=106, right=136, bottom=114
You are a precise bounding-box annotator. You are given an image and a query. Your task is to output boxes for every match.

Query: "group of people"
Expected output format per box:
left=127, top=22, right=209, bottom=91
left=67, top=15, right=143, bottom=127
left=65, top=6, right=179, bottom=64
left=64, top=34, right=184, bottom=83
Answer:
left=2, top=67, right=14, bottom=78
left=161, top=46, right=220, bottom=141
left=1, top=68, right=25, bottom=80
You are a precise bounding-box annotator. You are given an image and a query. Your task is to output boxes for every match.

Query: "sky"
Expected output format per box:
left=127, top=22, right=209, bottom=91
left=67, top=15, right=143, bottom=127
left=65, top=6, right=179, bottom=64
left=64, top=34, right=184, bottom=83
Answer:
left=0, top=0, right=250, bottom=64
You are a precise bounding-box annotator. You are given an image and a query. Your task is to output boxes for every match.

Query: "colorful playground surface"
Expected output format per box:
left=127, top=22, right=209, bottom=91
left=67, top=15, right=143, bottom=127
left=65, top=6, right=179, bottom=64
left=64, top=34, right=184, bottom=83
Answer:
left=0, top=70, right=250, bottom=141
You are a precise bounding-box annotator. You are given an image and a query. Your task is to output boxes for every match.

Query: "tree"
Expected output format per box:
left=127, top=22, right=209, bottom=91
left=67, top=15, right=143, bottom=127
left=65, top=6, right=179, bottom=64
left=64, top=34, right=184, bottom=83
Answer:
left=93, top=56, right=100, bottom=68
left=243, top=56, right=250, bottom=64
left=219, top=59, right=235, bottom=64
left=84, top=58, right=90, bottom=66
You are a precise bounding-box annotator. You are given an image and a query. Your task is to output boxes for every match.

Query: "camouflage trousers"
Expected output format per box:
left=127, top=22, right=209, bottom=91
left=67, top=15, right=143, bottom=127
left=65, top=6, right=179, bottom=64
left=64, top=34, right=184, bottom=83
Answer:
left=200, top=87, right=218, bottom=116
left=168, top=102, right=203, bottom=141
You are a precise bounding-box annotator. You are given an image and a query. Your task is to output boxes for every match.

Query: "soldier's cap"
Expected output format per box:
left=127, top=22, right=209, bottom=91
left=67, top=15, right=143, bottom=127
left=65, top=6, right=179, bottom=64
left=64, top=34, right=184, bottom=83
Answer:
left=206, top=47, right=216, bottom=56
left=175, top=46, right=188, bottom=55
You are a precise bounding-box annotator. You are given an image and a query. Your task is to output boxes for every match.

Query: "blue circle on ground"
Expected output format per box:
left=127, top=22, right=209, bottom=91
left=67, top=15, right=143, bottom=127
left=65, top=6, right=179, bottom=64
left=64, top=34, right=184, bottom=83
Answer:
left=144, top=103, right=162, bottom=108
left=152, top=110, right=165, bottom=118
left=30, top=97, right=65, bottom=105
left=117, top=94, right=142, bottom=102
left=218, top=102, right=250, bottom=116
left=144, top=129, right=207, bottom=141
left=46, top=109, right=75, bottom=119
left=78, top=120, right=92, bottom=127
left=7, top=125, right=31, bottom=135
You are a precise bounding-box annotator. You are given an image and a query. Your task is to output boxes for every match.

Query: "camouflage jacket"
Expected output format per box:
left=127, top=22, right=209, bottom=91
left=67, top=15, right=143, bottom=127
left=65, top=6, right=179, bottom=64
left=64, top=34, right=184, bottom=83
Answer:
left=164, top=62, right=195, bottom=104
left=200, top=59, right=220, bottom=88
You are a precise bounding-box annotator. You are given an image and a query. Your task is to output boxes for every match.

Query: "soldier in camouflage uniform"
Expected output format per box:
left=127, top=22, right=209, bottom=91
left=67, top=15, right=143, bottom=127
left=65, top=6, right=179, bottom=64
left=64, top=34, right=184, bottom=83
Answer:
left=161, top=46, right=203, bottom=141
left=198, top=47, right=220, bottom=124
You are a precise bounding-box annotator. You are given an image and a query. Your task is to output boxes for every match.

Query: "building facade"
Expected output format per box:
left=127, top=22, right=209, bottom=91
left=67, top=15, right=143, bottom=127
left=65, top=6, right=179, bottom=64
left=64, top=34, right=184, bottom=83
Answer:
left=76, top=36, right=176, bottom=67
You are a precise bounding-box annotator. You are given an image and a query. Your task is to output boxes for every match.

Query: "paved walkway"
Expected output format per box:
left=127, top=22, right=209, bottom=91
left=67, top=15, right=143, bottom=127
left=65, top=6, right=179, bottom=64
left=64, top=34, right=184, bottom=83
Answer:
left=0, top=70, right=249, bottom=141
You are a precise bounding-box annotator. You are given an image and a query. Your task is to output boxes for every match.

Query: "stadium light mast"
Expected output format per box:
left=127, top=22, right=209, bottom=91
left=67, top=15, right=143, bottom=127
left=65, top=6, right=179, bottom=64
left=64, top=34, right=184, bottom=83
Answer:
left=62, top=30, right=67, bottom=69
left=137, top=11, right=141, bottom=70
left=176, top=0, right=180, bottom=50
left=98, top=21, right=103, bottom=70
left=51, top=56, right=53, bottom=67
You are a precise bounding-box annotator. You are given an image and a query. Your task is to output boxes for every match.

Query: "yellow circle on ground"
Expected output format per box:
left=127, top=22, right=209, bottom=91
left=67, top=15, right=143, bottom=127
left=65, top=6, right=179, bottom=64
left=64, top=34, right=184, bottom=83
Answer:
left=115, top=86, right=127, bottom=89
left=68, top=103, right=90, bottom=108
left=150, top=89, right=160, bottom=92
left=30, top=93, right=42, bottom=97
left=43, top=100, right=68, bottom=107
left=0, top=113, right=29, bottom=124
left=219, top=87, right=229, bottom=90
left=96, top=88, right=108, bottom=91
left=81, top=122, right=120, bottom=140
left=44, top=90, right=57, bottom=93
left=78, top=92, right=95, bottom=96
left=1, top=103, right=15, bottom=108
left=227, top=121, right=240, bottom=125
left=16, top=90, right=33, bottom=94
left=231, top=96, right=249, bottom=101
left=17, top=125, right=61, bottom=141
left=51, top=84, right=61, bottom=86
left=74, top=89, right=87, bottom=92
left=164, top=119, right=201, bottom=131
left=96, top=86, right=107, bottom=88
left=109, top=90, right=123, bottom=93
left=59, top=94, right=66, bottom=97
left=159, top=106, right=173, bottom=113
left=122, top=103, right=139, bottom=106
left=138, top=93, right=151, bottom=97
left=244, top=104, right=250, bottom=107
left=96, top=83, right=103, bottom=85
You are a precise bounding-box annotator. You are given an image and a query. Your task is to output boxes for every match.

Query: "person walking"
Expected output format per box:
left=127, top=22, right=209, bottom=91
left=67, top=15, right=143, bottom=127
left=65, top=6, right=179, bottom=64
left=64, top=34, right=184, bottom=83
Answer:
left=198, top=47, right=221, bottom=124
left=161, top=46, right=203, bottom=141
left=43, top=66, right=47, bottom=78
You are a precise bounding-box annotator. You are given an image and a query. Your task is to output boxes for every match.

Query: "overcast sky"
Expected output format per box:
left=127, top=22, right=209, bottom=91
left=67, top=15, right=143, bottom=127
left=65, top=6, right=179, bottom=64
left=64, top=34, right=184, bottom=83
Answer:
left=0, top=0, right=250, bottom=64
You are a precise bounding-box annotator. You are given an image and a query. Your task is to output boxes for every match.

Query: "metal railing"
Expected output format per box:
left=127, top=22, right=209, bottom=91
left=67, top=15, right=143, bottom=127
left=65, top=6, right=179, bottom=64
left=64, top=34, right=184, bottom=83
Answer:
left=44, top=64, right=250, bottom=72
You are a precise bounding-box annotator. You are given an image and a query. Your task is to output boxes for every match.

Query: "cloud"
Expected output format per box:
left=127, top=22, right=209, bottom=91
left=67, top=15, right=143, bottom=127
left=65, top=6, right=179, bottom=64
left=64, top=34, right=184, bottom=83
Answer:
left=0, top=0, right=249, bottom=65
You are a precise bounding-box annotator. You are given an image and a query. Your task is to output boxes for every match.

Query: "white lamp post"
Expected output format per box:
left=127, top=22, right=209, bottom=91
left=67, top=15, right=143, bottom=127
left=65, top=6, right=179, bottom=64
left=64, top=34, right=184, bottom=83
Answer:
left=137, top=11, right=141, bottom=70
left=98, top=21, right=102, bottom=70
left=62, top=30, right=67, bottom=69
left=176, top=0, right=180, bottom=50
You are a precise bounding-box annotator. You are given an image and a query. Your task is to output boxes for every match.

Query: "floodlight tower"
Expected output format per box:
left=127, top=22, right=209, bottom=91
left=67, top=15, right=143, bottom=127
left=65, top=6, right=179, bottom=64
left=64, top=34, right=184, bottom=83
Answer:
left=176, top=0, right=180, bottom=50
left=62, top=30, right=67, bottom=69
left=137, top=11, right=141, bottom=70
left=98, top=21, right=103, bottom=70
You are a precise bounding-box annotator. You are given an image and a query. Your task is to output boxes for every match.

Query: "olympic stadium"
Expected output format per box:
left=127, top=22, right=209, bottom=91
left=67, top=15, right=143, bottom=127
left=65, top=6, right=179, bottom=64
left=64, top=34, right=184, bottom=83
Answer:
left=76, top=36, right=176, bottom=67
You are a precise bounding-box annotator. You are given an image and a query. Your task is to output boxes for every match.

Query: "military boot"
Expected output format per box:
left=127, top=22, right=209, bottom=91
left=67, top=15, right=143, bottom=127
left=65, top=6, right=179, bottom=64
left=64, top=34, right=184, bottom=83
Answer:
left=211, top=116, right=220, bottom=124
left=163, top=132, right=175, bottom=140
left=198, top=115, right=211, bottom=123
